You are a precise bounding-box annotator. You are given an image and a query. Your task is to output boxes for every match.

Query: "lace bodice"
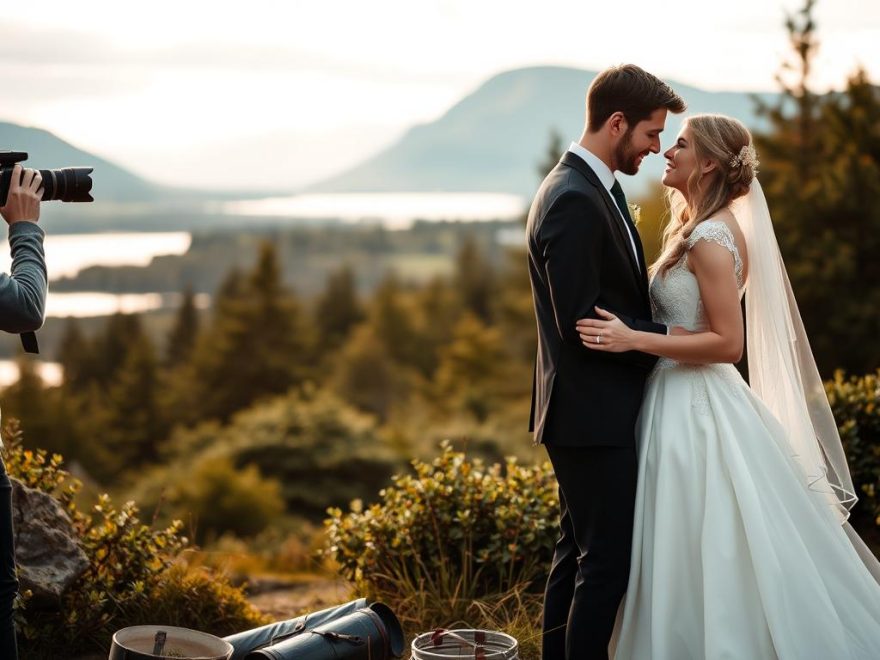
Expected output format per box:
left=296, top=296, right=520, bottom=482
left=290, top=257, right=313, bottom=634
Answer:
left=650, top=220, right=745, bottom=332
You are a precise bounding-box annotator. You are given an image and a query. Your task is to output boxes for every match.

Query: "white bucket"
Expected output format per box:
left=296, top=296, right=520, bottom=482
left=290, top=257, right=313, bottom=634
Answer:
left=410, top=629, right=519, bottom=659
left=110, top=625, right=234, bottom=660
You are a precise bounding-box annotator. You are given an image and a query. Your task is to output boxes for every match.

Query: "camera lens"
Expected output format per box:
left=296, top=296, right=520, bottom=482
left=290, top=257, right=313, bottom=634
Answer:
left=39, top=167, right=94, bottom=202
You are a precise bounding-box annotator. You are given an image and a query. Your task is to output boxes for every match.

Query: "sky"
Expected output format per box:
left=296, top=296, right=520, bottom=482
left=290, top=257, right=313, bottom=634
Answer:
left=2, top=0, right=878, bottom=191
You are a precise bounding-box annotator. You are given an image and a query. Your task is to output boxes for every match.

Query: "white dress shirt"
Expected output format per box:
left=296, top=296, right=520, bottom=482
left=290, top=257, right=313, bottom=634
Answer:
left=567, top=143, right=669, bottom=334
left=567, top=142, right=641, bottom=272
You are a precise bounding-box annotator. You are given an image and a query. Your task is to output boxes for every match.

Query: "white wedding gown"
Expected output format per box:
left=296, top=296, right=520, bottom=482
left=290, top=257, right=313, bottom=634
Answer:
left=612, top=220, right=880, bottom=660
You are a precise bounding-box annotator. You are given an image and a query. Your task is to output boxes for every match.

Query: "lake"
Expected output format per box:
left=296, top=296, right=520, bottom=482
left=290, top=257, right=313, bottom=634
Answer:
left=0, top=360, right=62, bottom=388
left=0, top=231, right=194, bottom=318
left=0, top=197, right=526, bottom=387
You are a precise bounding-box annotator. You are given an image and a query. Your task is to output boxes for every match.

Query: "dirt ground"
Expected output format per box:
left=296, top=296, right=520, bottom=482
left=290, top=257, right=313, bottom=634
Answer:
left=244, top=574, right=355, bottom=620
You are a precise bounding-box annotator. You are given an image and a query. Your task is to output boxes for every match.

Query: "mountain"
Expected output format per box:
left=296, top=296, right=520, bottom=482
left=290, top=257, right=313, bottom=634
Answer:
left=309, top=66, right=779, bottom=197
left=0, top=122, right=299, bottom=233
left=0, top=121, right=167, bottom=203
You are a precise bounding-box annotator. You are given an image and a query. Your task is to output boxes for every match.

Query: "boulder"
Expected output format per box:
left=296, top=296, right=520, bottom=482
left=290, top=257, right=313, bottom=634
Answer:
left=10, top=477, right=89, bottom=606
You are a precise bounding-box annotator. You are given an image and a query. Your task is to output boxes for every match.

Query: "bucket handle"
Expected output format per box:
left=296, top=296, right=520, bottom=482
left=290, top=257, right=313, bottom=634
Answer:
left=430, top=629, right=487, bottom=658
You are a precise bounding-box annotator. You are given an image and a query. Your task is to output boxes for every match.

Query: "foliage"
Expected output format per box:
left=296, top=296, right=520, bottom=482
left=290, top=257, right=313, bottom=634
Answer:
left=138, top=560, right=268, bottom=636
left=0, top=422, right=263, bottom=657
left=173, top=456, right=286, bottom=543
left=132, top=386, right=403, bottom=526
left=313, top=264, right=364, bottom=357
left=323, top=441, right=558, bottom=626
left=174, top=241, right=314, bottom=425
left=826, top=370, right=880, bottom=529
left=754, top=0, right=880, bottom=376
left=165, top=283, right=200, bottom=366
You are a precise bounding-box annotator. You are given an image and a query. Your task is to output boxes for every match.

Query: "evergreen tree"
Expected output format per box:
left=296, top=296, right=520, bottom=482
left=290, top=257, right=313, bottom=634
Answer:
left=368, top=272, right=421, bottom=369
left=412, top=275, right=462, bottom=376
left=166, top=284, right=199, bottom=366
left=92, top=313, right=146, bottom=387
left=104, top=334, right=166, bottom=469
left=57, top=318, right=93, bottom=391
left=435, top=313, right=507, bottom=422
left=332, top=323, right=405, bottom=420
left=0, top=357, right=53, bottom=451
left=754, top=0, right=880, bottom=374
left=538, top=128, right=564, bottom=180
left=453, top=235, right=496, bottom=323
left=179, top=241, right=311, bottom=423
left=314, top=265, right=363, bottom=355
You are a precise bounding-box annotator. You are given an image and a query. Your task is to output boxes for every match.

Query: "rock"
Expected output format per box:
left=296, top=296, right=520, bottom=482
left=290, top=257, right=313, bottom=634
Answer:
left=10, top=477, right=89, bottom=606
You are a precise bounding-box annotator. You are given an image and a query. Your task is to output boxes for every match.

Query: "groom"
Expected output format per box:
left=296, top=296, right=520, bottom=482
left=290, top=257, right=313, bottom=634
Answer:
left=526, top=65, right=685, bottom=660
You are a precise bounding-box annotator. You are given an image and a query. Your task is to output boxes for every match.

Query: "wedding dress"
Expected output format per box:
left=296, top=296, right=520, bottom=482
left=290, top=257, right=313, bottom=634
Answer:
left=612, top=209, right=880, bottom=659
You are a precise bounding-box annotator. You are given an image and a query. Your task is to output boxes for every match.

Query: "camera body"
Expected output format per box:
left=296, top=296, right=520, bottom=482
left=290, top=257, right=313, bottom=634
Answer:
left=0, top=150, right=93, bottom=205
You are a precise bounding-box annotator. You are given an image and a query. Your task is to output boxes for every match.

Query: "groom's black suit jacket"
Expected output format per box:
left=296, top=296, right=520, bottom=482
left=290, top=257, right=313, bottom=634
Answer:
left=527, top=151, right=666, bottom=447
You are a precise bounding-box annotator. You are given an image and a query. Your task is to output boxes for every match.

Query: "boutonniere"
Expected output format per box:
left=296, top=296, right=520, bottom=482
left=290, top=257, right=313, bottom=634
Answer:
left=628, top=203, right=642, bottom=226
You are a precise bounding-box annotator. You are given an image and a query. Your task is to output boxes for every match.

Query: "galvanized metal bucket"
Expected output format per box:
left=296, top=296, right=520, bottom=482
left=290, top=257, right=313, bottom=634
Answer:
left=109, top=625, right=234, bottom=660
left=410, top=629, right=519, bottom=659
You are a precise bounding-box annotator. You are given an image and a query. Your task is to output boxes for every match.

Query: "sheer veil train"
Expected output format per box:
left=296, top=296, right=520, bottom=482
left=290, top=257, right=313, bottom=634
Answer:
left=734, top=179, right=880, bottom=580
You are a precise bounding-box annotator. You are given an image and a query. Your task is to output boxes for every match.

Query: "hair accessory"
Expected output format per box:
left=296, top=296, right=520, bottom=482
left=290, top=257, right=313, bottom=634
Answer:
left=729, top=144, right=759, bottom=173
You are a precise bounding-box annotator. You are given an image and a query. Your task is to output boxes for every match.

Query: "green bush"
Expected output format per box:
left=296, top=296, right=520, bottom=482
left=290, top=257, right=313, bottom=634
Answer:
left=1, top=421, right=264, bottom=658
left=134, top=386, right=403, bottom=525
left=173, top=456, right=286, bottom=542
left=323, top=441, right=558, bottom=627
left=826, top=370, right=880, bottom=528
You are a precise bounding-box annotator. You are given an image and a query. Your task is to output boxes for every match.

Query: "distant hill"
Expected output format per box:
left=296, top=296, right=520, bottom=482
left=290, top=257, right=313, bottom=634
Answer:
left=0, top=121, right=167, bottom=203
left=309, top=66, right=779, bottom=197
left=0, top=122, right=295, bottom=232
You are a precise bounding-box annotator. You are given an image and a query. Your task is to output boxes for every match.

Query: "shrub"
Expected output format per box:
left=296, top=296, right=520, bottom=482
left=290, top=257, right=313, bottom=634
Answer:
left=826, top=370, right=880, bottom=529
left=323, top=441, right=558, bottom=627
left=1, top=421, right=264, bottom=658
left=134, top=386, right=403, bottom=525
left=175, top=456, right=286, bottom=542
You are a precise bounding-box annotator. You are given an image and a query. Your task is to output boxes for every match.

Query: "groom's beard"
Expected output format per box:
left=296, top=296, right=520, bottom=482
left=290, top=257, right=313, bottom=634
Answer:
left=615, top=129, right=643, bottom=176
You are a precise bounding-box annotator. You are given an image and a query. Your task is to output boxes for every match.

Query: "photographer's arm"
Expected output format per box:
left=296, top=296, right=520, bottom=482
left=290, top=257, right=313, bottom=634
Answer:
left=0, top=165, right=47, bottom=333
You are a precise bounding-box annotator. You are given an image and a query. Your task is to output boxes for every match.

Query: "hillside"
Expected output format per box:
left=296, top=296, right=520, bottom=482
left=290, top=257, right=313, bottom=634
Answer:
left=310, top=66, right=778, bottom=197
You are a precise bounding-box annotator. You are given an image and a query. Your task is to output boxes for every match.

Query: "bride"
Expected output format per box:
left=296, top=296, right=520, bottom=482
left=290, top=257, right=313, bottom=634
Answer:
left=576, top=114, right=880, bottom=659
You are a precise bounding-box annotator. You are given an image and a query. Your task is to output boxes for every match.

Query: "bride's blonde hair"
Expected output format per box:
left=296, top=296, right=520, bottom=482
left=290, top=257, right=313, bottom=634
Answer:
left=650, top=114, right=757, bottom=278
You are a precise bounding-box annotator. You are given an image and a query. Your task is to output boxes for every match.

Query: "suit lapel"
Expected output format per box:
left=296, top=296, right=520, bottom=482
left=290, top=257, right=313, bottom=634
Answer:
left=560, top=152, right=647, bottom=296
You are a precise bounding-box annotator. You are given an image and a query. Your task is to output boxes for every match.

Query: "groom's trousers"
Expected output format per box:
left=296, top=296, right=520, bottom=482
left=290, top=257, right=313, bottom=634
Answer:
left=542, top=444, right=638, bottom=660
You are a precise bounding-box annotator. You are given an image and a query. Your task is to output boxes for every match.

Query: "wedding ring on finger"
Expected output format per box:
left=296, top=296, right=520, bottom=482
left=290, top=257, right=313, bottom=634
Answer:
left=596, top=335, right=602, bottom=344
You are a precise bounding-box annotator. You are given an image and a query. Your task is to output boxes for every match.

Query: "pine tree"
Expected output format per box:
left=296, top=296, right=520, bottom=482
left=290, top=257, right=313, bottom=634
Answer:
left=179, top=241, right=311, bottom=423
left=537, top=128, right=564, bottom=180
left=753, top=0, right=880, bottom=374
left=454, top=235, right=496, bottom=323
left=314, top=265, right=363, bottom=355
left=57, top=318, right=93, bottom=391
left=435, top=314, right=507, bottom=422
left=92, top=313, right=146, bottom=387
left=104, top=334, right=166, bottom=469
left=0, top=356, right=52, bottom=450
left=166, top=284, right=199, bottom=366
left=368, top=272, right=421, bottom=368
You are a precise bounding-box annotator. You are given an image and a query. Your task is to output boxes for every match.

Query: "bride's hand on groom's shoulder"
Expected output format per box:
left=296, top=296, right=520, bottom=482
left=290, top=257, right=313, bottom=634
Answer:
left=576, top=307, right=638, bottom=352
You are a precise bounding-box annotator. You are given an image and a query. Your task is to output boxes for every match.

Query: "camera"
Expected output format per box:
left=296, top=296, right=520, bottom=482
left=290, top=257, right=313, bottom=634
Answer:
left=0, top=150, right=93, bottom=205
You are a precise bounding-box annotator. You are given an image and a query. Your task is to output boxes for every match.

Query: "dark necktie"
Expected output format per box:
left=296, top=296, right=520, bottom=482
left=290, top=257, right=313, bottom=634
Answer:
left=609, top=180, right=644, bottom=272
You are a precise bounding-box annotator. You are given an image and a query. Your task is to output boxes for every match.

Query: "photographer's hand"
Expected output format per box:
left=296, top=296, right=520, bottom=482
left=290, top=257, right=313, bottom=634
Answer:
left=1, top=164, right=43, bottom=225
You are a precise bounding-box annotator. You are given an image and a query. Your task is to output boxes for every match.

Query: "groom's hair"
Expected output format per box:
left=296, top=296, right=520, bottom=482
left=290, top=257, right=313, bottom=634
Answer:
left=587, top=64, right=686, bottom=132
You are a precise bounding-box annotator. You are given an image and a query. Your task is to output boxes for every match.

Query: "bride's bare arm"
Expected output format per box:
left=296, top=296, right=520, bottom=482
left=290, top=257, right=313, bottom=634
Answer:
left=576, top=239, right=743, bottom=363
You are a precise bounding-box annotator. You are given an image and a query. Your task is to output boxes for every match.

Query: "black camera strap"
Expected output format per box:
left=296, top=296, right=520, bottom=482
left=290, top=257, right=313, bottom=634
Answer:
left=21, top=331, right=38, bottom=354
